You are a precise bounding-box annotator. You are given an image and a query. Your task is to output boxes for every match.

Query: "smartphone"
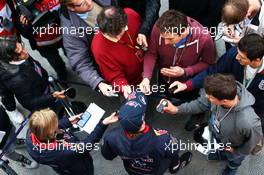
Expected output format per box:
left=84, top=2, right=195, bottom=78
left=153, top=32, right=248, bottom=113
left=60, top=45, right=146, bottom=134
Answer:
left=77, top=111, right=91, bottom=128
left=156, top=99, right=168, bottom=113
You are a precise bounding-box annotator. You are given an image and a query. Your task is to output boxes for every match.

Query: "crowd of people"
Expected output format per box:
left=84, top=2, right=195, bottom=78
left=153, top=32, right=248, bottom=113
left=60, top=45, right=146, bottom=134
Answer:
left=0, top=0, right=264, bottom=175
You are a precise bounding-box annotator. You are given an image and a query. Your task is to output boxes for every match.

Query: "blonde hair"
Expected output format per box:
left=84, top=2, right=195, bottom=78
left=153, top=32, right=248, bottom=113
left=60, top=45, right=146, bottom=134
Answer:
left=29, top=108, right=58, bottom=142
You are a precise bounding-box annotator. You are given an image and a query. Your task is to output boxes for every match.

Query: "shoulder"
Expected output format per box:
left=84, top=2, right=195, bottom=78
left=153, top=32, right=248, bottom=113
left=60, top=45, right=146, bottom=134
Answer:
left=104, top=127, right=123, bottom=141
left=236, top=108, right=260, bottom=130
left=124, top=8, right=141, bottom=19
left=152, top=128, right=172, bottom=142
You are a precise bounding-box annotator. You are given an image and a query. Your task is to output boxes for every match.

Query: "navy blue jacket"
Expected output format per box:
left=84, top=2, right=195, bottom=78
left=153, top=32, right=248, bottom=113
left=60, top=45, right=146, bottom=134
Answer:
left=101, top=125, right=179, bottom=175
left=26, top=117, right=107, bottom=175
left=190, top=47, right=264, bottom=116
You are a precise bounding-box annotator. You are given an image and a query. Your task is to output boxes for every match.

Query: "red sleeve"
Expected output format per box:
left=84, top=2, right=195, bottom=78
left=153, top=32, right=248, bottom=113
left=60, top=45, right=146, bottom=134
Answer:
left=185, top=80, right=193, bottom=91
left=143, top=25, right=160, bottom=79
left=94, top=52, right=129, bottom=92
left=184, top=34, right=216, bottom=77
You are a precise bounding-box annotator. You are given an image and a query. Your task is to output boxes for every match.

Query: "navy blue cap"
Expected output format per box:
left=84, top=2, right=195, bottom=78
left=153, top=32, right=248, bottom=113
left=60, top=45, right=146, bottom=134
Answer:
left=119, top=91, right=147, bottom=132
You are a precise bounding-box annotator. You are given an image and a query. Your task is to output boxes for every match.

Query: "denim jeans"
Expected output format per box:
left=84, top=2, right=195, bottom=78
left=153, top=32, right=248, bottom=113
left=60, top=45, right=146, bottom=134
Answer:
left=224, top=150, right=246, bottom=175
left=212, top=149, right=246, bottom=175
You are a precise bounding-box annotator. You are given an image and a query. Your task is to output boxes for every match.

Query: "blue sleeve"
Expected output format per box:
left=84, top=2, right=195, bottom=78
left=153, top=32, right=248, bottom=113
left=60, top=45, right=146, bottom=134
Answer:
left=58, top=117, right=72, bottom=129
left=81, top=122, right=108, bottom=150
left=157, top=134, right=179, bottom=159
left=191, top=47, right=238, bottom=89
left=101, top=133, right=118, bottom=160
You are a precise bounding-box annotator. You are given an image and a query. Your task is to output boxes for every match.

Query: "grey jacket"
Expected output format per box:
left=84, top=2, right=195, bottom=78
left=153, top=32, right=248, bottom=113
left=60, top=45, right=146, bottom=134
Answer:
left=178, top=82, right=263, bottom=155
left=60, top=6, right=103, bottom=90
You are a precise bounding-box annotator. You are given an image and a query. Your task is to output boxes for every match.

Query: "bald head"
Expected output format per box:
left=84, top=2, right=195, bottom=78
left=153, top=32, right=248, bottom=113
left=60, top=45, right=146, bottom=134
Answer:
left=97, top=6, right=127, bottom=36
left=222, top=0, right=249, bottom=25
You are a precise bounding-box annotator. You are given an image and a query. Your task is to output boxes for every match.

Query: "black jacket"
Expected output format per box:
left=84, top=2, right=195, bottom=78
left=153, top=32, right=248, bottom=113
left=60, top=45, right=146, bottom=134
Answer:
left=0, top=106, right=13, bottom=149
left=112, top=0, right=160, bottom=36
left=0, top=57, right=55, bottom=111
left=169, top=0, right=226, bottom=28
left=26, top=117, right=108, bottom=175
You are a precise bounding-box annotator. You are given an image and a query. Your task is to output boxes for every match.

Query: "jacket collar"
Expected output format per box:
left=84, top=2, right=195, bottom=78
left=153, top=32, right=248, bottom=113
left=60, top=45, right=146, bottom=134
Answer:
left=31, top=133, right=58, bottom=150
left=124, top=124, right=150, bottom=139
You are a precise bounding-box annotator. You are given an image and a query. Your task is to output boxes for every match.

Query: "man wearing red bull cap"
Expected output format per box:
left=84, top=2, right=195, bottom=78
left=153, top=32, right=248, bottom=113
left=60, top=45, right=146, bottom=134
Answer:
left=101, top=91, right=192, bottom=175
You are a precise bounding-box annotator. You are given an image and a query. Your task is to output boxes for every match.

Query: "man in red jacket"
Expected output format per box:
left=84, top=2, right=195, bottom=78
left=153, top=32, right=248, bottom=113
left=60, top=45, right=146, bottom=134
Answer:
left=139, top=10, right=216, bottom=131
left=91, top=6, right=143, bottom=98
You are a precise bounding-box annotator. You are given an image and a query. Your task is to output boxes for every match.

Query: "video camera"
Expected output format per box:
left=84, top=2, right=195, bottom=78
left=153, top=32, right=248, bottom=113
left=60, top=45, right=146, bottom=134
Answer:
left=15, top=0, right=60, bottom=27
left=15, top=0, right=41, bottom=22
left=14, top=0, right=62, bottom=47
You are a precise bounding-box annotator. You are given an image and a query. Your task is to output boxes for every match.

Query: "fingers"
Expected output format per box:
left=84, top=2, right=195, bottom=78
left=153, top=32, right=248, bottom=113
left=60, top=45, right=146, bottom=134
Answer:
left=161, top=67, right=182, bottom=77
left=69, top=113, right=82, bottom=124
left=160, top=68, right=176, bottom=77
left=136, top=36, right=142, bottom=46
left=142, top=39, right=148, bottom=48
left=98, top=83, right=118, bottom=97
left=20, top=15, right=28, bottom=25
left=123, top=86, right=132, bottom=99
left=139, top=81, right=152, bottom=95
left=75, top=113, right=83, bottom=119
left=157, top=99, right=178, bottom=114
left=169, top=81, right=180, bottom=89
left=52, top=91, right=66, bottom=99
left=137, top=34, right=148, bottom=48
left=110, top=112, right=117, bottom=117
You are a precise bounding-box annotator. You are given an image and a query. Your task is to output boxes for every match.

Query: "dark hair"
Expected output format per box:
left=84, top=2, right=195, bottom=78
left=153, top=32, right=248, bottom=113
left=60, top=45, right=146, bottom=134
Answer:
left=156, top=10, right=188, bottom=35
left=222, top=0, right=249, bottom=25
left=59, top=0, right=74, bottom=6
left=97, top=6, right=127, bottom=36
left=0, top=35, right=18, bottom=63
left=238, top=33, right=264, bottom=61
left=204, top=74, right=237, bottom=100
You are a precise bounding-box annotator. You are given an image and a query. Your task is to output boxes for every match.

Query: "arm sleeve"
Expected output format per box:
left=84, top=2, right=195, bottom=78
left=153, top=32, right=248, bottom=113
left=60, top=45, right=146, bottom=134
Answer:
left=177, top=90, right=211, bottom=115
left=62, top=30, right=103, bottom=90
left=138, top=0, right=160, bottom=36
left=81, top=122, right=108, bottom=149
left=0, top=83, right=16, bottom=111
left=94, top=53, right=129, bottom=92
left=101, top=135, right=118, bottom=160
left=236, top=116, right=263, bottom=155
left=161, top=135, right=179, bottom=159
left=186, top=47, right=238, bottom=90
left=143, top=25, right=160, bottom=79
left=184, top=35, right=216, bottom=77
left=10, top=77, right=55, bottom=111
left=58, top=117, right=72, bottom=129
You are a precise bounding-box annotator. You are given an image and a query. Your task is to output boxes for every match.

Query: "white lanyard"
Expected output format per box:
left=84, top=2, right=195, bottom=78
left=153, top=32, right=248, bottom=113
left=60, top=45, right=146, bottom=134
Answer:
left=215, top=105, right=234, bottom=124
